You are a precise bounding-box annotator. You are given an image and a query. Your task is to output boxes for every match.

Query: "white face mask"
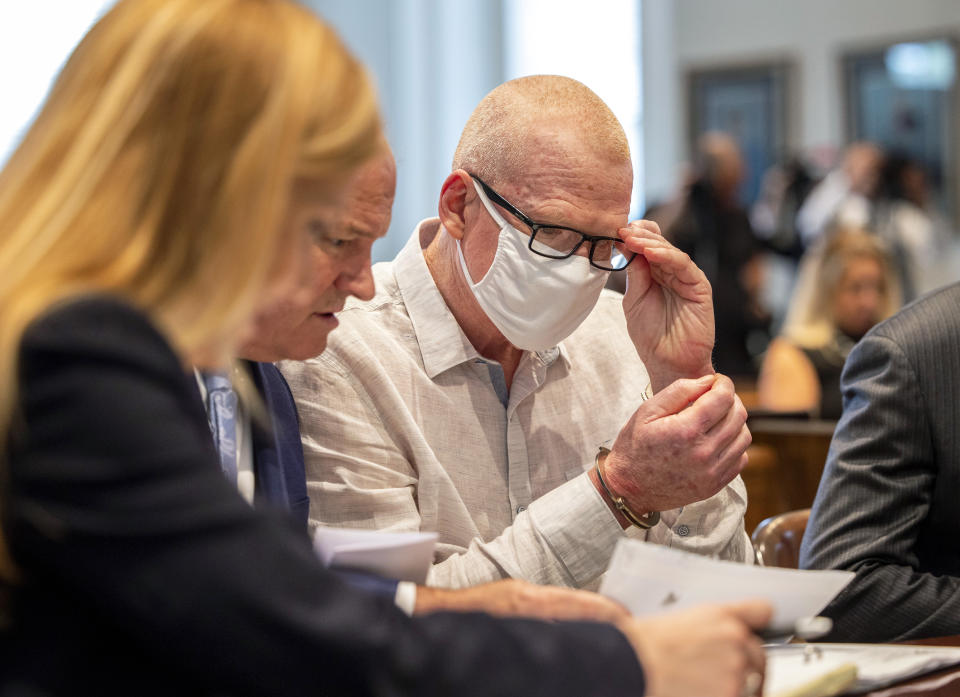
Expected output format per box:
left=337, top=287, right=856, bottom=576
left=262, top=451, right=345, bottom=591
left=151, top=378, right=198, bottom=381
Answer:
left=457, top=178, right=610, bottom=351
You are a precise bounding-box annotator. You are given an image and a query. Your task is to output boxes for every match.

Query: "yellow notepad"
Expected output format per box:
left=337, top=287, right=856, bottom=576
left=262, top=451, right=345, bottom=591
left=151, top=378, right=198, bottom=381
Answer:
left=768, top=663, right=858, bottom=697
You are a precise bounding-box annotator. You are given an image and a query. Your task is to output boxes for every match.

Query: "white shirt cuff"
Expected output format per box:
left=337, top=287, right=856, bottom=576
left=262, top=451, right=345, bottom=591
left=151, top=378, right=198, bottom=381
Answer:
left=394, top=581, right=418, bottom=616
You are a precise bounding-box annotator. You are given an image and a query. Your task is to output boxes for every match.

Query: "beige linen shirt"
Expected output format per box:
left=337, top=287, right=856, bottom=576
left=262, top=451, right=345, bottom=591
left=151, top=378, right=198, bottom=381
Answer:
left=280, top=220, right=752, bottom=589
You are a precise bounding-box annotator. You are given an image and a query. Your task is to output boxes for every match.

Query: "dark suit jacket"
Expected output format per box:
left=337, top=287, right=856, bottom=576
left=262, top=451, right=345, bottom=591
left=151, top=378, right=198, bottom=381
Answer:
left=800, top=282, right=960, bottom=641
left=0, top=297, right=645, bottom=697
left=246, top=361, right=311, bottom=527
left=246, top=361, right=399, bottom=598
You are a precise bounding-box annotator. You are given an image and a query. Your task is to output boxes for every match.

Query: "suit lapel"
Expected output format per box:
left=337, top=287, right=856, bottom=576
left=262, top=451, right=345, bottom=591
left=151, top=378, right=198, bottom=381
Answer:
left=246, top=361, right=310, bottom=530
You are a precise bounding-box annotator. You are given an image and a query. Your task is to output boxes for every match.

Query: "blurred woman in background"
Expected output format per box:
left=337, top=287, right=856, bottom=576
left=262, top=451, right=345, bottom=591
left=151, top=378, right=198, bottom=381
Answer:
left=757, top=228, right=901, bottom=419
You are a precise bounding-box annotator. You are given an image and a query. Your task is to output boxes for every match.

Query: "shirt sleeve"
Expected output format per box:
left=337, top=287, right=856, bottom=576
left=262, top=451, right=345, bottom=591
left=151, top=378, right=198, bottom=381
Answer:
left=647, top=476, right=753, bottom=564
left=799, top=330, right=960, bottom=641
left=446, top=473, right=627, bottom=588
left=8, top=300, right=646, bottom=697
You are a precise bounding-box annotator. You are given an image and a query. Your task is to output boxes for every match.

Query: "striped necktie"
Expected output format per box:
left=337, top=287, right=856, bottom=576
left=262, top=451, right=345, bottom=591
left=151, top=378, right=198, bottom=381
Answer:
left=202, top=371, right=238, bottom=484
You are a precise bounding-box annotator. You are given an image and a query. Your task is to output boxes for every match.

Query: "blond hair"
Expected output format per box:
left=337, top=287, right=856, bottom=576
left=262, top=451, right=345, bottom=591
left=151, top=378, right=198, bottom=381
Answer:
left=0, top=0, right=381, bottom=579
left=783, top=228, right=902, bottom=349
left=452, top=75, right=630, bottom=183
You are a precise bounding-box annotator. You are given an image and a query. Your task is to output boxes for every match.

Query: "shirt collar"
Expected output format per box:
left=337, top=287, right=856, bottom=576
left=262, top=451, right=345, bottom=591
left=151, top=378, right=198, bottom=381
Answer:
left=393, top=218, right=572, bottom=378
left=394, top=219, right=481, bottom=378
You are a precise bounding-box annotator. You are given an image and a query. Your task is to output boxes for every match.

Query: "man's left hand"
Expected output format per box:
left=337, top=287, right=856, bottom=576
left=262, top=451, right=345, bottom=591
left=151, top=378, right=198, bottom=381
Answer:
left=619, top=220, right=714, bottom=392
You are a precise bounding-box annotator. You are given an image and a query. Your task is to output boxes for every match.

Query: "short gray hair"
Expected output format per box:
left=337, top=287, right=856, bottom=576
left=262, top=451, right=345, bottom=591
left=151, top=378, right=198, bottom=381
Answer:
left=452, top=75, right=630, bottom=184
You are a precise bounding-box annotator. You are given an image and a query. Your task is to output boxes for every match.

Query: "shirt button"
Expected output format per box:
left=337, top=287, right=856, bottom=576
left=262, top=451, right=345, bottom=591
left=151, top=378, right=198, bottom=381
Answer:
left=538, top=347, right=560, bottom=365
left=676, top=524, right=690, bottom=537
left=516, top=505, right=527, bottom=514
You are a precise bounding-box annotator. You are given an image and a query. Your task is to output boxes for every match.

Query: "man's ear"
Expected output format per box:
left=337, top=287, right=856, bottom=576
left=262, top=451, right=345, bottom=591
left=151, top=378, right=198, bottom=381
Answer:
left=438, top=170, right=474, bottom=241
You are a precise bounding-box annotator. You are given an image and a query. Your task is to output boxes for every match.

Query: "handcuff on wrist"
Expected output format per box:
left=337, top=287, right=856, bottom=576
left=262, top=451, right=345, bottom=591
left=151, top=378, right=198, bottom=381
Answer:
left=594, top=447, right=661, bottom=529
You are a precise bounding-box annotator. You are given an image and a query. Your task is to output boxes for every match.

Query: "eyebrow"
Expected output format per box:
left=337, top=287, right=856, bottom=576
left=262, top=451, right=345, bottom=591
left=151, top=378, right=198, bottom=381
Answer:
left=346, top=224, right=381, bottom=239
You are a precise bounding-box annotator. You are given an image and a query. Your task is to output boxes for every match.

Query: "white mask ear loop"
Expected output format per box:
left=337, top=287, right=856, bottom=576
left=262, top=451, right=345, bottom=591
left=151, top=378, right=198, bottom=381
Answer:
left=456, top=237, right=478, bottom=286
left=457, top=178, right=511, bottom=287
left=472, top=178, right=511, bottom=230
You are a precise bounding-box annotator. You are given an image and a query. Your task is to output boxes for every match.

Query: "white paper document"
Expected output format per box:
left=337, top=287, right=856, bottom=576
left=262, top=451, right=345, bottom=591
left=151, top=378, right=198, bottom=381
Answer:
left=765, top=643, right=960, bottom=696
left=313, top=527, right=437, bottom=585
left=598, top=539, right=854, bottom=634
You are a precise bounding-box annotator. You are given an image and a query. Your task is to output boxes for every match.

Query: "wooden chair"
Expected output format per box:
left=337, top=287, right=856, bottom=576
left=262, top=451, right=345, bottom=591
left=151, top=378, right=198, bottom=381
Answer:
left=751, top=508, right=811, bottom=568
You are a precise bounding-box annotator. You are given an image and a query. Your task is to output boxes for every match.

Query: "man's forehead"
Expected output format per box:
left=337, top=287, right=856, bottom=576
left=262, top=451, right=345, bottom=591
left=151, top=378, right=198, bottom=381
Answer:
left=291, top=176, right=345, bottom=207
left=498, top=128, right=632, bottom=207
left=507, top=161, right=632, bottom=217
left=294, top=151, right=396, bottom=207
left=342, top=181, right=393, bottom=239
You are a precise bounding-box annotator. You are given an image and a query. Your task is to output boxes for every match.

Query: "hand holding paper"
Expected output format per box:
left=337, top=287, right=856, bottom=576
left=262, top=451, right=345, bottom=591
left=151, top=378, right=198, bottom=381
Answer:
left=598, top=539, right=854, bottom=636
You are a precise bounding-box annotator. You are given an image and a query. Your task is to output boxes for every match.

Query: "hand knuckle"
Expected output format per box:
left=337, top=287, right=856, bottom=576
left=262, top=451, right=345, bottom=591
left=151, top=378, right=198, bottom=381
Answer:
left=675, top=421, right=697, bottom=442
left=693, top=412, right=713, bottom=435
left=691, top=442, right=711, bottom=463
left=736, top=402, right=748, bottom=423
left=731, top=623, right=750, bottom=643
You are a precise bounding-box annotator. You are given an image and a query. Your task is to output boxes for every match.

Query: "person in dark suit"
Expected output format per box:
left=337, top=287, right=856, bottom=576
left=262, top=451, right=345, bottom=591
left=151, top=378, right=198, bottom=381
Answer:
left=197, top=359, right=310, bottom=525
left=0, top=1, right=770, bottom=696
left=246, top=359, right=412, bottom=601
left=246, top=360, right=311, bottom=525
left=800, top=281, right=960, bottom=641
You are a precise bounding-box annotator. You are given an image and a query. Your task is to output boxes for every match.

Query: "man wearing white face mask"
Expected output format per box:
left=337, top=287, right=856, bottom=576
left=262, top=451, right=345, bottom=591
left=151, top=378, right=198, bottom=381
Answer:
left=455, top=174, right=614, bottom=351
left=280, top=75, right=753, bottom=590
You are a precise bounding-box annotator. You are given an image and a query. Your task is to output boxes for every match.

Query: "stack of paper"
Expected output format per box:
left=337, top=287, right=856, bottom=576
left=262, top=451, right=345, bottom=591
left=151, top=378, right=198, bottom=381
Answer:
left=765, top=643, right=960, bottom=696
left=313, top=526, right=437, bottom=584
left=599, top=539, right=854, bottom=635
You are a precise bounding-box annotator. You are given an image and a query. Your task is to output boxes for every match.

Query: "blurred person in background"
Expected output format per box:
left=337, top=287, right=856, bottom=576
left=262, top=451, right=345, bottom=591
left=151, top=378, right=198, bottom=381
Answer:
left=796, top=142, right=883, bottom=247
left=0, top=1, right=771, bottom=695
left=757, top=229, right=900, bottom=420
left=749, top=155, right=819, bottom=336
left=751, top=155, right=818, bottom=262
left=665, top=132, right=770, bottom=381
left=872, top=152, right=946, bottom=300
left=797, top=144, right=954, bottom=303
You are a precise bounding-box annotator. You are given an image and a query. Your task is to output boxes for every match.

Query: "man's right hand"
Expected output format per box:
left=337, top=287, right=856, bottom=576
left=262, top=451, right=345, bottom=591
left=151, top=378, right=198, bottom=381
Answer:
left=617, top=600, right=772, bottom=697
left=413, top=578, right=629, bottom=624
left=597, top=373, right=750, bottom=518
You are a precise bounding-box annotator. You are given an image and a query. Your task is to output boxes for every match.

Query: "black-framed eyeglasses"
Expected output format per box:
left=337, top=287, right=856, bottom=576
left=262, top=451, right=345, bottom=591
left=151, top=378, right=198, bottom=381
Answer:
left=469, top=174, right=636, bottom=272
